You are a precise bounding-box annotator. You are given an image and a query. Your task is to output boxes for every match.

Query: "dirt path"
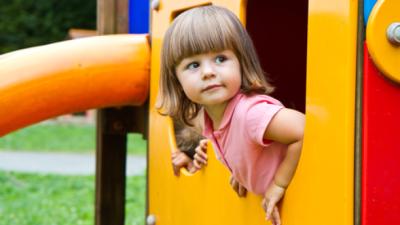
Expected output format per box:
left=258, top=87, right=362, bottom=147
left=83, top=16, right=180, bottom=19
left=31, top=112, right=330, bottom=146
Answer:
left=0, top=151, right=146, bottom=176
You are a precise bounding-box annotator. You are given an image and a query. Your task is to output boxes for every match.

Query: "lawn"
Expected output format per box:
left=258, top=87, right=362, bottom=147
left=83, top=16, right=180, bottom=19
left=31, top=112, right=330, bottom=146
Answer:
left=0, top=122, right=147, bottom=155
left=0, top=121, right=147, bottom=224
left=0, top=171, right=146, bottom=225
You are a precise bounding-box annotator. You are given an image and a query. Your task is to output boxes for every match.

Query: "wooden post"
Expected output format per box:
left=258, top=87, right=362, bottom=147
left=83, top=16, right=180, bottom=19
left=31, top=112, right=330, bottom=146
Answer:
left=95, top=0, right=141, bottom=225
left=95, top=108, right=133, bottom=225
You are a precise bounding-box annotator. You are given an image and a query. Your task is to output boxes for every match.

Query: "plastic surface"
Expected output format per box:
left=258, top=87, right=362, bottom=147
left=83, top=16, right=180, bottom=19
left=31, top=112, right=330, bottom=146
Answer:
left=129, top=0, right=150, bottom=33
left=366, top=0, right=400, bottom=83
left=364, top=0, right=377, bottom=24
left=362, top=44, right=400, bottom=225
left=147, top=0, right=356, bottom=224
left=0, top=34, right=150, bottom=136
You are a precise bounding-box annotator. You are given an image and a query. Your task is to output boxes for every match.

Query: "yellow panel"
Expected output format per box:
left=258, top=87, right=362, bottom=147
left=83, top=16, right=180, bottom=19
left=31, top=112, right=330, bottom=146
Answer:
left=281, top=0, right=357, bottom=224
left=367, top=0, right=400, bottom=83
left=148, top=0, right=356, bottom=224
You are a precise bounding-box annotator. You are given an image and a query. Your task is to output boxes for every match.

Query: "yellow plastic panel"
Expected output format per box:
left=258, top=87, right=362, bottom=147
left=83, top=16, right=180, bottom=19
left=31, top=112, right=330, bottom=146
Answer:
left=281, top=0, right=357, bottom=224
left=148, top=0, right=356, bottom=224
left=367, top=0, right=400, bottom=83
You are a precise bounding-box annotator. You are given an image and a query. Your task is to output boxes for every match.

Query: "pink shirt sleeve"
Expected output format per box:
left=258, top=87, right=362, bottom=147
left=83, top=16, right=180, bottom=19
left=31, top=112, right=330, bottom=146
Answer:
left=245, top=101, right=283, bottom=147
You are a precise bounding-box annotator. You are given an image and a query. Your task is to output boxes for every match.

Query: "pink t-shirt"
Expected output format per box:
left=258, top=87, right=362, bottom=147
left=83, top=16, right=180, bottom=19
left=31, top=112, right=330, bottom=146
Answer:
left=203, top=92, right=287, bottom=195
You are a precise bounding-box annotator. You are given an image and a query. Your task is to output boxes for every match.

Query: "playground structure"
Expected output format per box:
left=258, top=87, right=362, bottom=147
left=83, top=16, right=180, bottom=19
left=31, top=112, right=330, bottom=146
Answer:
left=0, top=0, right=399, bottom=225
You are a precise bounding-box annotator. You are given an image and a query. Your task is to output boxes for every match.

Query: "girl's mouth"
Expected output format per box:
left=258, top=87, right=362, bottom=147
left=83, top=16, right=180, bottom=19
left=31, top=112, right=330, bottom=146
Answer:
left=202, top=84, right=223, bottom=92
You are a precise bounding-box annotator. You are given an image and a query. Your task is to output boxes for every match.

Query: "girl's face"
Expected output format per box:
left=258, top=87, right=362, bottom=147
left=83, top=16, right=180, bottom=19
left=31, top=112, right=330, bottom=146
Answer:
left=175, top=50, right=241, bottom=108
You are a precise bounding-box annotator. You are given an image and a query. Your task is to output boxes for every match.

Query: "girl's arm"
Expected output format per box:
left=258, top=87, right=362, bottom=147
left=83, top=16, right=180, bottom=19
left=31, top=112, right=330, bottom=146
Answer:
left=265, top=108, right=304, bottom=188
left=262, top=108, right=305, bottom=223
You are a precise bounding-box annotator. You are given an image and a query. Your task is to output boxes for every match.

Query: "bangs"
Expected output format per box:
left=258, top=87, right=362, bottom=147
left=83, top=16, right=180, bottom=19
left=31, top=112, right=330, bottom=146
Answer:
left=166, top=7, right=240, bottom=66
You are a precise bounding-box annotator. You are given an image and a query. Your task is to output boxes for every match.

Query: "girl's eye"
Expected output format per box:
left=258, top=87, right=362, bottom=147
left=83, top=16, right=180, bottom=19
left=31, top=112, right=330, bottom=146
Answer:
left=215, top=55, right=227, bottom=64
left=186, top=62, right=199, bottom=70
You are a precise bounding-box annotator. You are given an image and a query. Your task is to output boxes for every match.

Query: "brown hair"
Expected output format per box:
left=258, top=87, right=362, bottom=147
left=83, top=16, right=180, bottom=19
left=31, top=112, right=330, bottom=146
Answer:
left=156, top=5, right=273, bottom=125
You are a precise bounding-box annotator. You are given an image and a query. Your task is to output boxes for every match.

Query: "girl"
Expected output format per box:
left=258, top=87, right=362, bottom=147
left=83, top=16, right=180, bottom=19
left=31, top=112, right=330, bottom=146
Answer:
left=156, top=6, right=304, bottom=225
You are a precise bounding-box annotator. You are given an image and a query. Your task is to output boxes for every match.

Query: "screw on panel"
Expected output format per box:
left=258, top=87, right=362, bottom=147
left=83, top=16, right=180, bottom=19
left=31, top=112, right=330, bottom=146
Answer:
left=146, top=214, right=156, bottom=225
left=387, top=23, right=400, bottom=46
left=151, top=0, right=160, bottom=11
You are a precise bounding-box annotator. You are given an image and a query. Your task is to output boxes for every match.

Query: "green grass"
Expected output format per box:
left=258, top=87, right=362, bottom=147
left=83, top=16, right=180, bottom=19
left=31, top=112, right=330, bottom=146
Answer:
left=0, top=171, right=146, bottom=225
left=0, top=123, right=147, bottom=155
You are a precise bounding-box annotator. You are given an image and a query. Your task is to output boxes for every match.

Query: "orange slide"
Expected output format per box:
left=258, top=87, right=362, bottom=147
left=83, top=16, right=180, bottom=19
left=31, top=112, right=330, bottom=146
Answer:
left=0, top=34, right=150, bottom=136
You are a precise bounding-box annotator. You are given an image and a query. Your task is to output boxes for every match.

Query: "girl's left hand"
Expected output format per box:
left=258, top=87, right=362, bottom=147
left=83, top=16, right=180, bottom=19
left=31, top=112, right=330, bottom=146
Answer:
left=262, top=183, right=286, bottom=225
left=171, top=151, right=197, bottom=176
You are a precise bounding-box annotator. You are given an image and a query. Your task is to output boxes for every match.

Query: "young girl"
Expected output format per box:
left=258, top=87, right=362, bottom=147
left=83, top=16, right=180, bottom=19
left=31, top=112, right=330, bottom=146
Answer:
left=156, top=6, right=304, bottom=225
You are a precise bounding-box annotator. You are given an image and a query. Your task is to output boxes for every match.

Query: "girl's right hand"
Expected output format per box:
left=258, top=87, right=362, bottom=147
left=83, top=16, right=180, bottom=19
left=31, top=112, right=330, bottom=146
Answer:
left=193, top=139, right=208, bottom=170
left=262, top=183, right=286, bottom=225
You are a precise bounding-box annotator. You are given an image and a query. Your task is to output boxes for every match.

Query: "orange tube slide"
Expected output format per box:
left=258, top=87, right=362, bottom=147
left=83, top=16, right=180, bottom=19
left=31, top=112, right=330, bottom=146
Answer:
left=0, top=34, right=150, bottom=136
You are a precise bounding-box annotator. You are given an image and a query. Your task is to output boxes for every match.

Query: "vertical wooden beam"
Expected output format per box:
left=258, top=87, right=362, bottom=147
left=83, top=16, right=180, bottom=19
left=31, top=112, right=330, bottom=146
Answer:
left=116, top=0, right=129, bottom=33
left=95, top=0, right=130, bottom=225
left=95, top=108, right=131, bottom=225
left=97, top=0, right=129, bottom=34
left=97, top=0, right=117, bottom=34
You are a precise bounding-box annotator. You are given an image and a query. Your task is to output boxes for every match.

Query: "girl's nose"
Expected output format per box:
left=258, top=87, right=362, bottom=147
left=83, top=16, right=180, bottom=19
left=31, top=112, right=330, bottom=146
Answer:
left=201, top=62, right=216, bottom=80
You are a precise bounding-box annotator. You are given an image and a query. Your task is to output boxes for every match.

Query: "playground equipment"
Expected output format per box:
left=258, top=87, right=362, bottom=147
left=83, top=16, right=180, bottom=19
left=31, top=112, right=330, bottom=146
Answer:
left=0, top=35, right=149, bottom=136
left=0, top=0, right=399, bottom=225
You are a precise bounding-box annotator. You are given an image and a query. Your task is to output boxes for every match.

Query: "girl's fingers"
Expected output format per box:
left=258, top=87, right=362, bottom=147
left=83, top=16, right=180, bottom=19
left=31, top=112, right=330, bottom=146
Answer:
left=195, top=146, right=208, bottom=159
left=194, top=153, right=207, bottom=165
left=238, top=185, right=247, bottom=197
left=174, top=156, right=186, bottom=167
left=231, top=179, right=239, bottom=193
left=194, top=150, right=207, bottom=164
left=272, top=206, right=281, bottom=225
left=193, top=153, right=201, bottom=161
left=172, top=155, right=181, bottom=165
left=266, top=199, right=276, bottom=221
left=193, top=159, right=202, bottom=169
left=189, top=140, right=209, bottom=171
left=171, top=151, right=178, bottom=160
left=172, top=158, right=178, bottom=166
left=229, top=176, right=246, bottom=197
left=172, top=158, right=180, bottom=176
left=261, top=198, right=267, bottom=212
left=188, top=163, right=198, bottom=173
left=199, top=139, right=208, bottom=149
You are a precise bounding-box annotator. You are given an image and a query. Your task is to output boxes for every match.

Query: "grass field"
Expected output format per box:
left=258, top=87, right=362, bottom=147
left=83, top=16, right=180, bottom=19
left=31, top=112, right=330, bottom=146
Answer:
left=0, top=120, right=147, bottom=224
left=0, top=171, right=146, bottom=225
left=0, top=122, right=147, bottom=155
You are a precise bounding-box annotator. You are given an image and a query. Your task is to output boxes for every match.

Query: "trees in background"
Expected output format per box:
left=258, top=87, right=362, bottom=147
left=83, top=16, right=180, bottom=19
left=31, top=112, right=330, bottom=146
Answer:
left=0, top=0, right=96, bottom=54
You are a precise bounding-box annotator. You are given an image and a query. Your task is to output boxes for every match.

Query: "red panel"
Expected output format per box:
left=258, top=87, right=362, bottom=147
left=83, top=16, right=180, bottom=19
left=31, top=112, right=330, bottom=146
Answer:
left=362, top=43, right=400, bottom=225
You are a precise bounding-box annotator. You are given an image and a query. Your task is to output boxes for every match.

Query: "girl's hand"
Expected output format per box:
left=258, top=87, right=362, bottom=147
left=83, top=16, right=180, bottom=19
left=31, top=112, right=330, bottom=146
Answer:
left=193, top=139, right=208, bottom=170
left=171, top=151, right=197, bottom=176
left=262, top=182, right=286, bottom=225
left=229, top=175, right=247, bottom=197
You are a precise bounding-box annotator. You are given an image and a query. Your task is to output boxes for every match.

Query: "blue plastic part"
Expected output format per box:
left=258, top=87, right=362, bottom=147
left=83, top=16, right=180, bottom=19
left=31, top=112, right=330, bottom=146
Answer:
left=364, top=0, right=377, bottom=25
left=129, top=0, right=150, bottom=34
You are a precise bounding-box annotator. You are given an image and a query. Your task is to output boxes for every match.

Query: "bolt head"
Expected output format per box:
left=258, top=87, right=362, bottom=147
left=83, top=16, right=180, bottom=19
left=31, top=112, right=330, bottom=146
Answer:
left=387, top=22, right=400, bottom=45
left=151, top=0, right=160, bottom=11
left=146, top=215, right=156, bottom=225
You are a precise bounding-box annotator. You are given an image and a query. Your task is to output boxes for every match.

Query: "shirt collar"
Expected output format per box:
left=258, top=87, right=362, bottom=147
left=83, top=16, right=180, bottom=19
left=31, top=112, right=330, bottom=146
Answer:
left=204, top=92, right=244, bottom=134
